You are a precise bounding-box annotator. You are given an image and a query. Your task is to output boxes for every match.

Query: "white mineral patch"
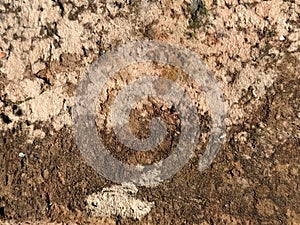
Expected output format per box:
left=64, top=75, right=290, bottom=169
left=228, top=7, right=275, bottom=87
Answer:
left=18, top=152, right=26, bottom=158
left=86, top=184, right=154, bottom=220
left=279, top=35, right=286, bottom=41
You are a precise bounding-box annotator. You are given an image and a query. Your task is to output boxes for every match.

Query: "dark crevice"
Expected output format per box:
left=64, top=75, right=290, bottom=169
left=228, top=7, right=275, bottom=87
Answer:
left=68, top=5, right=85, bottom=21
left=53, top=0, right=65, bottom=16
left=0, top=207, right=4, bottom=218
left=46, top=193, right=52, bottom=212
left=0, top=113, right=12, bottom=124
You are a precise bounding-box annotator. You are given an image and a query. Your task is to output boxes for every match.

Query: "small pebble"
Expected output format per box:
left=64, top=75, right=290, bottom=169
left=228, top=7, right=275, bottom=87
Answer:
left=220, top=133, right=226, bottom=139
left=18, top=152, right=26, bottom=158
left=279, top=36, right=286, bottom=41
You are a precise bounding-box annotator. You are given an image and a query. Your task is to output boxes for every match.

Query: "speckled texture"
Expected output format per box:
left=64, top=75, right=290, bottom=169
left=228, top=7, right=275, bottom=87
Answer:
left=86, top=184, right=154, bottom=220
left=0, top=0, right=299, bottom=224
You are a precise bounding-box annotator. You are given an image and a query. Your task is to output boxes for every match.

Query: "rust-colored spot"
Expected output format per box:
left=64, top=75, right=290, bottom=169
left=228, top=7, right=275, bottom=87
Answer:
left=0, top=52, right=7, bottom=59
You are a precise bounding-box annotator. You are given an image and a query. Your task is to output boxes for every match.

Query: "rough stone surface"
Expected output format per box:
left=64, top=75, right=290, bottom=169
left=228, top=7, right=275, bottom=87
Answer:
left=0, top=0, right=299, bottom=224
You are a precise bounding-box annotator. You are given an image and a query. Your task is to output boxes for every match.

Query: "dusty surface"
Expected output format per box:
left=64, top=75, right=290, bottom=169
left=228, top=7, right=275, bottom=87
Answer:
left=0, top=0, right=299, bottom=224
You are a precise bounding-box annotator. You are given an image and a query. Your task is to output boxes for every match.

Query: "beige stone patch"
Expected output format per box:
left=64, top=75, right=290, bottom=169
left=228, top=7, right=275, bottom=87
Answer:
left=86, top=184, right=154, bottom=220
left=4, top=79, right=43, bottom=103
left=22, top=86, right=64, bottom=121
left=287, top=209, right=300, bottom=225
left=256, top=198, right=279, bottom=217
left=25, top=125, right=46, bottom=144
left=2, top=0, right=293, bottom=133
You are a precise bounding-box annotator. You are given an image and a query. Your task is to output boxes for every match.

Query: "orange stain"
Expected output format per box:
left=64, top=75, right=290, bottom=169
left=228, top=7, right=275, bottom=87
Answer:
left=0, top=52, right=7, bottom=59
